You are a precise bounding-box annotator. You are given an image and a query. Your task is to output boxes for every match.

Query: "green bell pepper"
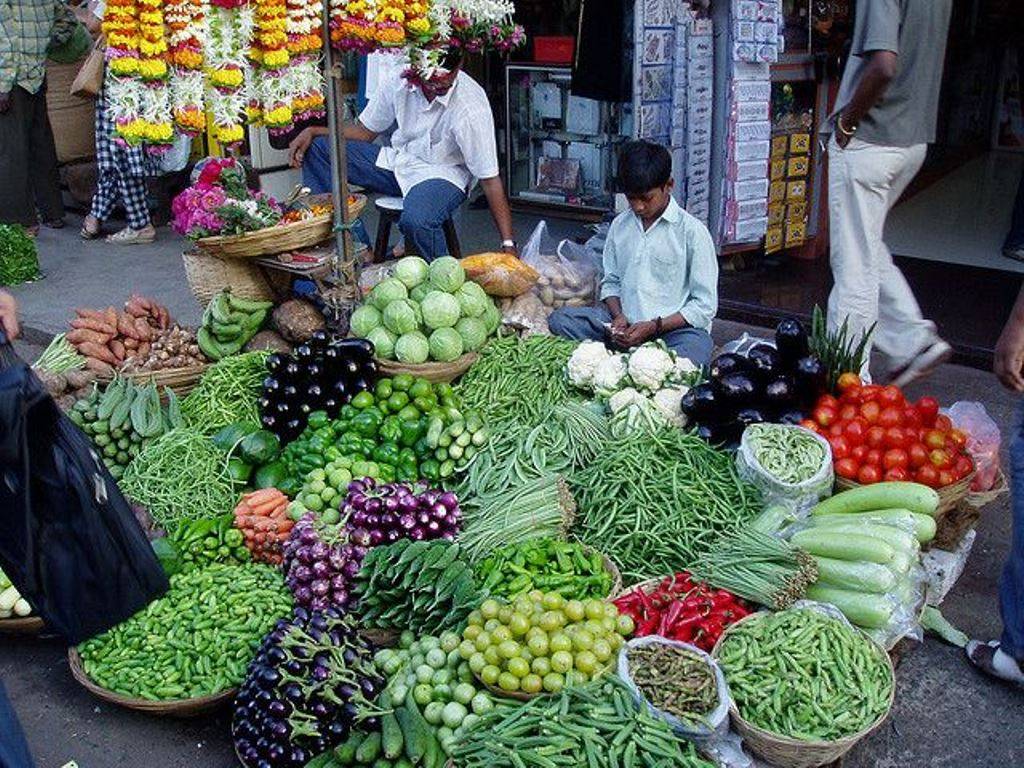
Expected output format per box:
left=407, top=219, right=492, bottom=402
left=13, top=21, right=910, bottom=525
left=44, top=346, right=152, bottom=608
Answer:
left=409, top=379, right=433, bottom=400
left=351, top=390, right=376, bottom=410
left=351, top=410, right=382, bottom=438
left=412, top=396, right=437, bottom=415
left=399, top=419, right=423, bottom=447
left=420, top=459, right=440, bottom=481
left=375, top=379, right=394, bottom=402
left=372, top=441, right=401, bottom=466
left=413, top=436, right=433, bottom=459
left=380, top=415, right=403, bottom=443
left=307, top=411, right=331, bottom=430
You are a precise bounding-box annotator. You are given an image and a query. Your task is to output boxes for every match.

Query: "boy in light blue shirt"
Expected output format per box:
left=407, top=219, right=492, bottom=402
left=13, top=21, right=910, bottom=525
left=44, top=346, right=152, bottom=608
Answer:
left=549, top=141, right=718, bottom=365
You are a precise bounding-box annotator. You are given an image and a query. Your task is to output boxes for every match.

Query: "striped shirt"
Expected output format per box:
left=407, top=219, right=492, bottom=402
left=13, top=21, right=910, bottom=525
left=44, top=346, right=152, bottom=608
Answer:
left=0, top=0, right=77, bottom=94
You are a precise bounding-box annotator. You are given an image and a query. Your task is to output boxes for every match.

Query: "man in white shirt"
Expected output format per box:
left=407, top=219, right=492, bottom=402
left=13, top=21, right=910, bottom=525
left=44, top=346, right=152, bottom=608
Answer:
left=288, top=51, right=517, bottom=261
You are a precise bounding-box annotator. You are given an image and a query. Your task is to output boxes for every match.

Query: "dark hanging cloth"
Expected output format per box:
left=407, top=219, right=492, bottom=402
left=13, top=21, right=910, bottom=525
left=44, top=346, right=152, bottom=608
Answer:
left=572, top=0, right=633, bottom=103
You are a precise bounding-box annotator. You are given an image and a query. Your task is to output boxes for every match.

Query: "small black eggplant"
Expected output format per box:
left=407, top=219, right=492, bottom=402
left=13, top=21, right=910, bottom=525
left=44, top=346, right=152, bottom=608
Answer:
left=266, top=353, right=285, bottom=373
left=715, top=372, right=758, bottom=408
left=309, top=329, right=330, bottom=348
left=709, top=352, right=750, bottom=382
left=736, top=407, right=768, bottom=427
left=263, top=376, right=280, bottom=393
left=778, top=409, right=806, bottom=425
left=747, top=343, right=783, bottom=380
left=260, top=413, right=277, bottom=430
left=304, top=362, right=323, bottom=381
left=282, top=384, right=298, bottom=400
left=794, top=355, right=827, bottom=404
left=283, top=361, right=302, bottom=380
left=333, top=338, right=375, bottom=360
left=295, top=344, right=313, bottom=361
left=681, top=382, right=721, bottom=422
left=775, top=318, right=810, bottom=367
left=306, top=383, right=323, bottom=399
left=696, top=420, right=742, bottom=447
left=763, top=375, right=796, bottom=407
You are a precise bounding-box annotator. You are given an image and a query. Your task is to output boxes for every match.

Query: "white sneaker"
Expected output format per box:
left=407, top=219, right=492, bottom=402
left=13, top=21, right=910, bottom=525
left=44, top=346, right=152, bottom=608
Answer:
left=889, top=339, right=953, bottom=388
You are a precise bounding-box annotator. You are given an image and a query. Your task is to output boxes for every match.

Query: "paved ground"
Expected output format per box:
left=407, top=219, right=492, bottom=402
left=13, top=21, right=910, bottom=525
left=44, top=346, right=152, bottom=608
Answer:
left=2, top=218, right=1022, bottom=768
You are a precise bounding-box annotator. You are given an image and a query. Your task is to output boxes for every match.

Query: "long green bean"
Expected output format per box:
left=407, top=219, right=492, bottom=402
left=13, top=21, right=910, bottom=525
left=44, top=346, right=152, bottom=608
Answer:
left=180, top=350, right=269, bottom=435
left=745, top=423, right=828, bottom=485
left=571, top=427, right=760, bottom=581
left=717, top=608, right=893, bottom=741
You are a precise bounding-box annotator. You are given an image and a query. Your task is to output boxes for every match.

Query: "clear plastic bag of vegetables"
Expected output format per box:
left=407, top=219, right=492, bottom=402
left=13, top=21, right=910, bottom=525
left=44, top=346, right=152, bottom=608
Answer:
left=617, top=636, right=751, bottom=768
left=736, top=423, right=833, bottom=515
left=521, top=221, right=601, bottom=311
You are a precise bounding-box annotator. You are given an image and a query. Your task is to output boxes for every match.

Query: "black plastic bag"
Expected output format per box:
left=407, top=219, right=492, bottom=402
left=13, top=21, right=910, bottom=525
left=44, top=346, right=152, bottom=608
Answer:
left=0, top=335, right=168, bottom=645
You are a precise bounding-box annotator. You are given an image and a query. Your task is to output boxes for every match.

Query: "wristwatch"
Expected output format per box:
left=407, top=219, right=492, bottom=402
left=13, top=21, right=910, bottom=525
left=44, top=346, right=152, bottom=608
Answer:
left=501, top=239, right=517, bottom=250
left=837, top=114, right=858, bottom=137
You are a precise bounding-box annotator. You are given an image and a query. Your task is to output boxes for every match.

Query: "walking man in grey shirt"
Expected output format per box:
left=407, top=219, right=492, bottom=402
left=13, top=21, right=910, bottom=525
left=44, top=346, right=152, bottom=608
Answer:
left=826, top=0, right=954, bottom=385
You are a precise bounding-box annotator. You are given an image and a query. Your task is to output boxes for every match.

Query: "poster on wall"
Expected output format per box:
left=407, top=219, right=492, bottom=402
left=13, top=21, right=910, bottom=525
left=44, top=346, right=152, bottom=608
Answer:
left=994, top=48, right=1024, bottom=151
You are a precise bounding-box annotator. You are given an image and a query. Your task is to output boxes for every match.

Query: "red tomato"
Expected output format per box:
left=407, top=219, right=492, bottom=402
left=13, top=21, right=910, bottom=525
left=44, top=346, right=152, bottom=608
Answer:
left=835, top=457, right=860, bottom=480
left=884, top=427, right=907, bottom=450
left=878, top=407, right=903, bottom=429
left=954, top=455, right=974, bottom=479
left=799, top=418, right=821, bottom=434
left=908, top=442, right=929, bottom=469
left=813, top=405, right=838, bottom=428
left=866, top=426, right=887, bottom=449
left=883, top=449, right=909, bottom=470
left=915, top=397, right=940, bottom=426
left=857, top=464, right=882, bottom=485
left=947, top=429, right=968, bottom=451
left=916, top=464, right=940, bottom=487
left=929, top=449, right=953, bottom=469
left=902, top=407, right=922, bottom=428
left=884, top=467, right=911, bottom=482
left=828, top=435, right=851, bottom=460
left=860, top=384, right=883, bottom=402
left=839, top=404, right=859, bottom=422
left=865, top=449, right=883, bottom=467
left=851, top=445, right=869, bottom=463
left=878, top=385, right=905, bottom=408
left=843, top=418, right=867, bottom=446
left=935, top=414, right=953, bottom=432
left=860, top=401, right=881, bottom=424
left=924, top=429, right=947, bottom=450
left=828, top=423, right=845, bottom=438
left=938, top=469, right=956, bottom=488
left=837, top=372, right=862, bottom=393
left=817, top=394, right=840, bottom=411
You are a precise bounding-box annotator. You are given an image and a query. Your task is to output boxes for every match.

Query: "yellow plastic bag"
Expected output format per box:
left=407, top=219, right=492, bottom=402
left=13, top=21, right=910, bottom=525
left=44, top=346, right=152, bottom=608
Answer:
left=460, top=252, right=539, bottom=297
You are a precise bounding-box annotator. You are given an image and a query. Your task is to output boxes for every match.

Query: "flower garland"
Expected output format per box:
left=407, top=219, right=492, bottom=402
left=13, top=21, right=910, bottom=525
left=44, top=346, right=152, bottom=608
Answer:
left=248, top=0, right=293, bottom=130
left=285, top=0, right=326, bottom=122
left=330, top=0, right=433, bottom=52
left=101, top=0, right=144, bottom=144
left=428, top=0, right=524, bottom=54
left=206, top=0, right=256, bottom=146
left=166, top=0, right=207, bottom=136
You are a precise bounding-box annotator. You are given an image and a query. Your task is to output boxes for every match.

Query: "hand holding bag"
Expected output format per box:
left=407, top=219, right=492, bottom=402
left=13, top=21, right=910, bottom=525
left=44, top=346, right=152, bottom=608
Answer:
left=71, top=37, right=105, bottom=99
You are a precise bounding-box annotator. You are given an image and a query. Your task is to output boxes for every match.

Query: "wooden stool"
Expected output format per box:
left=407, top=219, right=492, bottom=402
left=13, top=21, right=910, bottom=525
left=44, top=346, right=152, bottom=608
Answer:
left=372, top=196, right=462, bottom=262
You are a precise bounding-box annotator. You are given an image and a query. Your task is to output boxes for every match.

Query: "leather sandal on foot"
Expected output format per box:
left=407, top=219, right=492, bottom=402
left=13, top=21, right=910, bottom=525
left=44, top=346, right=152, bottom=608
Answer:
left=966, top=640, right=1024, bottom=689
left=106, top=226, right=156, bottom=245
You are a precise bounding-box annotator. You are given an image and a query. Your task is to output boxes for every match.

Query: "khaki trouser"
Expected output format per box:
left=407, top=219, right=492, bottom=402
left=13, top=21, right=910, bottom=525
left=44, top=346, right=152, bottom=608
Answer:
left=827, top=136, right=936, bottom=379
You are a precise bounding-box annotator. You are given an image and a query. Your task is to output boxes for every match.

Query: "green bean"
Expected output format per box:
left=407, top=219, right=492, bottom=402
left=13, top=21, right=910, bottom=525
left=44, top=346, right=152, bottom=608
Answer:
left=717, top=608, right=893, bottom=741
left=180, top=350, right=270, bottom=435
left=744, top=423, right=828, bottom=486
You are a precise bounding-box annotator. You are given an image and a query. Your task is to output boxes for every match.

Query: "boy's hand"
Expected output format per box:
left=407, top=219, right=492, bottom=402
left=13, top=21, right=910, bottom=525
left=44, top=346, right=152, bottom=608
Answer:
left=618, top=320, right=656, bottom=348
left=610, top=314, right=628, bottom=333
left=994, top=320, right=1024, bottom=393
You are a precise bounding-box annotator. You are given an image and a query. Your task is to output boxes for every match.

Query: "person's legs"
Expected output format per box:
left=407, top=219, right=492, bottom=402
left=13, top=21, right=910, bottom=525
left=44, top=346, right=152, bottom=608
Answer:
left=117, top=173, right=153, bottom=231
left=27, top=84, right=64, bottom=224
left=400, top=180, right=466, bottom=261
left=660, top=327, right=714, bottom=367
left=0, top=681, right=34, bottom=768
left=1004, top=169, right=1024, bottom=257
left=548, top=305, right=612, bottom=342
left=0, top=88, right=37, bottom=228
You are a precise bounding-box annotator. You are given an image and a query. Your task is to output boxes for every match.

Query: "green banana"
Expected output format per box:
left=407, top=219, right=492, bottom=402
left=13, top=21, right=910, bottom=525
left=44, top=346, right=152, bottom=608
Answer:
left=197, top=326, right=225, bottom=360
left=226, top=293, right=273, bottom=314
left=209, top=292, right=233, bottom=325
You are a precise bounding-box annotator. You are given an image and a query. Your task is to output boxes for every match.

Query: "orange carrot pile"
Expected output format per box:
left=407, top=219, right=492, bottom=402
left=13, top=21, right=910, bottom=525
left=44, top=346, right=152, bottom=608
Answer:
left=67, top=294, right=173, bottom=375
left=234, top=488, right=293, bottom=565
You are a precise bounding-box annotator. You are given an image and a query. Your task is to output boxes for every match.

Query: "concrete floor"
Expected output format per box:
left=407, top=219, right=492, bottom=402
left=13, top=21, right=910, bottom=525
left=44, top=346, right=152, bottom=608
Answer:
left=2, top=220, right=1023, bottom=768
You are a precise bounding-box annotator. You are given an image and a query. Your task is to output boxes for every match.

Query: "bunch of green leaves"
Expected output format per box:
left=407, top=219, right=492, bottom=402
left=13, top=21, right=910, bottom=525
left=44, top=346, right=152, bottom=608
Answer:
left=0, top=224, right=39, bottom=286
left=809, top=305, right=874, bottom=389
left=354, top=539, right=479, bottom=636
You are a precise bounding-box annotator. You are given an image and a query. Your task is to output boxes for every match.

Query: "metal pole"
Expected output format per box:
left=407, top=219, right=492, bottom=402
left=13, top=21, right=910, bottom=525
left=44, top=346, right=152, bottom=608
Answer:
left=321, top=2, right=357, bottom=288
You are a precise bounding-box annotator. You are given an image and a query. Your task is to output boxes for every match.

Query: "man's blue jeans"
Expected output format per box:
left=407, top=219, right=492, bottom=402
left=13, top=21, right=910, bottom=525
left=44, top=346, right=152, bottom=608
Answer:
left=0, top=681, right=33, bottom=767
left=304, top=137, right=466, bottom=261
left=548, top=304, right=715, bottom=366
left=1002, top=400, right=1024, bottom=660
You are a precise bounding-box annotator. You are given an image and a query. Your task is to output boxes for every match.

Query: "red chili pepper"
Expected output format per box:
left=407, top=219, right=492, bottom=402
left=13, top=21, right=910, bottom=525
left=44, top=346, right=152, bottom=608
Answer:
left=671, top=622, right=695, bottom=642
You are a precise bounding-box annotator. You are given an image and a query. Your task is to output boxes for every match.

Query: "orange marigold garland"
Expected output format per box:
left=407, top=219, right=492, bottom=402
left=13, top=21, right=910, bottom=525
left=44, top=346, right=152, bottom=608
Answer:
left=166, top=0, right=206, bottom=136
left=285, top=0, right=326, bottom=123
left=206, top=0, right=255, bottom=146
left=248, top=0, right=293, bottom=130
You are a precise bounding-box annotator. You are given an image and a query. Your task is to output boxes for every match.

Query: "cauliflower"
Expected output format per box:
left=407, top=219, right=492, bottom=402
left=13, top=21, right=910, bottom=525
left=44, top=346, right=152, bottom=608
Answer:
left=626, top=343, right=675, bottom=392
left=567, top=340, right=611, bottom=389
left=592, top=354, right=629, bottom=397
left=653, top=386, right=688, bottom=428
left=674, top=356, right=699, bottom=378
left=608, top=386, right=647, bottom=415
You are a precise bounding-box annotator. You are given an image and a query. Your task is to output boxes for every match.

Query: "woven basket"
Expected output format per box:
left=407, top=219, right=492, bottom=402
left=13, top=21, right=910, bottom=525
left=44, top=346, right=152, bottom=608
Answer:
left=964, top=468, right=1008, bottom=510
left=182, top=250, right=275, bottom=306
left=0, top=616, right=45, bottom=635
left=68, top=648, right=237, bottom=716
left=374, top=353, right=478, bottom=384
left=930, top=469, right=1010, bottom=551
left=195, top=195, right=367, bottom=260
left=712, top=612, right=895, bottom=768
left=120, top=363, right=208, bottom=398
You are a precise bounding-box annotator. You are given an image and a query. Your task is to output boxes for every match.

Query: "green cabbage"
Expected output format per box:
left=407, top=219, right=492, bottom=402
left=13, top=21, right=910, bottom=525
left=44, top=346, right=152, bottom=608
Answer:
left=409, top=283, right=431, bottom=303
left=383, top=299, right=420, bottom=335
left=456, top=281, right=490, bottom=318
left=427, top=256, right=465, bottom=293
left=455, top=316, right=488, bottom=352
left=350, top=305, right=382, bottom=337
left=395, top=331, right=430, bottom=364
left=366, top=326, right=397, bottom=359
left=420, top=290, right=461, bottom=330
left=482, top=301, right=502, bottom=335
left=370, top=277, right=408, bottom=310
left=429, top=327, right=465, bottom=362
left=394, top=256, right=429, bottom=289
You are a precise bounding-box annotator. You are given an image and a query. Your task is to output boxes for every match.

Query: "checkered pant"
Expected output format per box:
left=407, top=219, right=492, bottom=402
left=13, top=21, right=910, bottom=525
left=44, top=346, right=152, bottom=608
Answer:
left=89, top=90, right=154, bottom=229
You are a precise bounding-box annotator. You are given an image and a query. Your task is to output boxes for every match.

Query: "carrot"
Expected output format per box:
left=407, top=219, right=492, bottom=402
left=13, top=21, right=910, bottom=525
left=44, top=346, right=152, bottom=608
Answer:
left=78, top=342, right=118, bottom=365
left=244, top=488, right=281, bottom=506
left=276, top=519, right=295, bottom=534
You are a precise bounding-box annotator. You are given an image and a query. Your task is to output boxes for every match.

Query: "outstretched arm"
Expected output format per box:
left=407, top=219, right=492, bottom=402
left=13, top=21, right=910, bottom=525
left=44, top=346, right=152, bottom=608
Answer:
left=479, top=177, right=516, bottom=254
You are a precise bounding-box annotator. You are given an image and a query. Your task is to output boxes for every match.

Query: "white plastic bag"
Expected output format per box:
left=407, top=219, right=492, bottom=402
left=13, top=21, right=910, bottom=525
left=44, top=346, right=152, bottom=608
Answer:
left=521, top=221, right=601, bottom=310
left=617, top=636, right=751, bottom=768
left=159, top=134, right=192, bottom=174
left=947, top=401, right=1002, bottom=492
left=736, top=424, right=833, bottom=515
left=719, top=333, right=774, bottom=356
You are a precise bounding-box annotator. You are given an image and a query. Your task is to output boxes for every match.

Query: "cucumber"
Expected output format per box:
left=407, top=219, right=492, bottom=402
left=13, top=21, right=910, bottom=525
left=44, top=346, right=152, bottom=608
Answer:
left=334, top=734, right=362, bottom=764
left=811, top=481, right=939, bottom=517
left=381, top=706, right=403, bottom=758
left=806, top=522, right=918, bottom=555
left=790, top=529, right=896, bottom=564
left=805, top=584, right=895, bottom=629
left=810, top=509, right=936, bottom=543
left=813, top=556, right=897, bottom=594
left=398, top=693, right=428, bottom=764
left=355, top=731, right=381, bottom=764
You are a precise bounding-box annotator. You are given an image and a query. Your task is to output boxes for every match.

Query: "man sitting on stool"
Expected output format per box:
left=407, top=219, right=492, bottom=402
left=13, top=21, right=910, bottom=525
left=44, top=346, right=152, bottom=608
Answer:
left=288, top=50, right=517, bottom=261
left=549, top=140, right=718, bottom=366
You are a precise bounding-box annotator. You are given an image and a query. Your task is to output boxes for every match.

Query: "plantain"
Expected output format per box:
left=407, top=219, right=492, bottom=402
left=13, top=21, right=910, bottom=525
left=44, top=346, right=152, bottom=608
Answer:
left=209, top=291, right=233, bottom=325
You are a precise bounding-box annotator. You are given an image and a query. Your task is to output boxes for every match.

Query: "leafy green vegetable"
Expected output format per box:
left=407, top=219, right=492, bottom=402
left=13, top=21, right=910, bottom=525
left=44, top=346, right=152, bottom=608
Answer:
left=455, top=281, right=489, bottom=318
left=367, top=326, right=397, bottom=359
left=0, top=224, right=39, bottom=286
left=421, top=291, right=461, bottom=329
left=384, top=299, right=421, bottom=335
left=455, top=316, right=488, bottom=352
left=394, top=256, right=429, bottom=289
left=370, top=278, right=409, bottom=310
